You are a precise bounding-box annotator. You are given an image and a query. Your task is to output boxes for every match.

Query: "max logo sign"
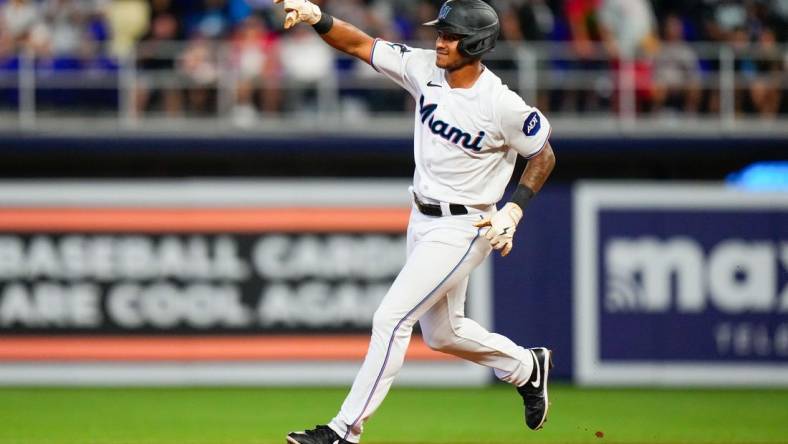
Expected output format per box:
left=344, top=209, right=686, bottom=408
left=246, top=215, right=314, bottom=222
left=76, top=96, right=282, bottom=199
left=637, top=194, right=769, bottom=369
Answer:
left=574, top=184, right=788, bottom=385
left=605, top=237, right=788, bottom=314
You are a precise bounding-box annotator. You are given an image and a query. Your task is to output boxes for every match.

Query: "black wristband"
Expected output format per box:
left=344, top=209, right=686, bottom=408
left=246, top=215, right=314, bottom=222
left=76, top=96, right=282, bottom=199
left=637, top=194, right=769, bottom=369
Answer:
left=509, top=184, right=535, bottom=210
left=312, top=13, right=334, bottom=34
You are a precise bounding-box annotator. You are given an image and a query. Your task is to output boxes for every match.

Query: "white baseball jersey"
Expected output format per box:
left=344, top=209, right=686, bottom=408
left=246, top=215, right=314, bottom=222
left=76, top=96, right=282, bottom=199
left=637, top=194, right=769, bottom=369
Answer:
left=327, top=41, right=547, bottom=444
left=370, top=39, right=552, bottom=206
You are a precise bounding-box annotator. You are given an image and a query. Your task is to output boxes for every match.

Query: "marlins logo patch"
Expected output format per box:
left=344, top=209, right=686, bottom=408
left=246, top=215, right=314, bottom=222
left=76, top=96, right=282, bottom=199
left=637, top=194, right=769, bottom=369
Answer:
left=523, top=111, right=541, bottom=137
left=438, top=3, right=452, bottom=20
left=387, top=42, right=411, bottom=55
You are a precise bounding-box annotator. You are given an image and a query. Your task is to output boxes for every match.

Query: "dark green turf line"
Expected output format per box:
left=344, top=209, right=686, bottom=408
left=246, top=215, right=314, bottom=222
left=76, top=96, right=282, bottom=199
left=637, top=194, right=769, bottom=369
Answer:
left=0, top=386, right=786, bottom=444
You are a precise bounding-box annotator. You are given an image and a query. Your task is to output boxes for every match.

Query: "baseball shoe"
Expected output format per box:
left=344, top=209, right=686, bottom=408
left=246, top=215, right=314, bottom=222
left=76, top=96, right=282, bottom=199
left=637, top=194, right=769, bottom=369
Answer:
left=517, top=347, right=553, bottom=430
left=286, top=425, right=351, bottom=444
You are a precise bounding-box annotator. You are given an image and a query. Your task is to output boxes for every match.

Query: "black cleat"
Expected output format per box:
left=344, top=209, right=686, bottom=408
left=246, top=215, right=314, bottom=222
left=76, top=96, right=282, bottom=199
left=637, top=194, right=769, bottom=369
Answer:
left=286, top=425, right=351, bottom=444
left=517, top=347, right=553, bottom=430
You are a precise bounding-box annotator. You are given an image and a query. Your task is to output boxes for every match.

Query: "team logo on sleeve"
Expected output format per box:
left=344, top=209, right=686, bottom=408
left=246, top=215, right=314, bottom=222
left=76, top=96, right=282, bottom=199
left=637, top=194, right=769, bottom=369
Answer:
left=523, top=111, right=541, bottom=137
left=387, top=42, right=411, bottom=55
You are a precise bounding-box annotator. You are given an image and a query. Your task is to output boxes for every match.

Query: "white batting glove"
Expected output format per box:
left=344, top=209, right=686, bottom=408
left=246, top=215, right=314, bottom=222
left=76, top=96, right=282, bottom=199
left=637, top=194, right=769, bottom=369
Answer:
left=473, top=202, right=523, bottom=257
left=273, top=0, right=322, bottom=29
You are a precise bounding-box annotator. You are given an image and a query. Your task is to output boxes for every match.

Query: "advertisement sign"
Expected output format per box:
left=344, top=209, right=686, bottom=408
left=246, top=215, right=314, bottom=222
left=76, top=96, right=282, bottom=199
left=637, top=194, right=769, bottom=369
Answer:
left=574, top=183, right=788, bottom=386
left=0, top=181, right=491, bottom=386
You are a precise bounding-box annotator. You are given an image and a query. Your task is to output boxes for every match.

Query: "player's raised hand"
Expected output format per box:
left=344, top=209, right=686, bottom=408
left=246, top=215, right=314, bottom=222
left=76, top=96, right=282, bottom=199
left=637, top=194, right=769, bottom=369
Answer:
left=273, top=0, right=322, bottom=29
left=473, top=202, right=523, bottom=257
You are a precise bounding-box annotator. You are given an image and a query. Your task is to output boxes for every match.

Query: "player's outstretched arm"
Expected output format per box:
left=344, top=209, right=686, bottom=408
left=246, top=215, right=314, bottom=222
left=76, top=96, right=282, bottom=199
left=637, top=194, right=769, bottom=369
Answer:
left=318, top=17, right=375, bottom=65
left=274, top=0, right=374, bottom=64
left=475, top=142, right=555, bottom=256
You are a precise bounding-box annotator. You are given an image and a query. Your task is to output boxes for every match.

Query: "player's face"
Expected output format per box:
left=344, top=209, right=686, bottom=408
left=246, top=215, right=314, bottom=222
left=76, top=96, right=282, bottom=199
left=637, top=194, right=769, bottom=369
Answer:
left=435, top=31, right=472, bottom=70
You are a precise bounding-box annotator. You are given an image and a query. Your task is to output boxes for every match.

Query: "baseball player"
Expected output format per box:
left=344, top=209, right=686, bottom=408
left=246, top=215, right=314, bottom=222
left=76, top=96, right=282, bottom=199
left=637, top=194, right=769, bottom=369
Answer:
left=276, top=0, right=556, bottom=442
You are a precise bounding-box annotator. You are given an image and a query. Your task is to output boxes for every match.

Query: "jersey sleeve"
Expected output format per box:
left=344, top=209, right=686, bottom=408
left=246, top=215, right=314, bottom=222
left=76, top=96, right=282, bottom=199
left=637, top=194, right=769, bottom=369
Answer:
left=498, top=90, right=552, bottom=159
left=370, top=39, right=432, bottom=97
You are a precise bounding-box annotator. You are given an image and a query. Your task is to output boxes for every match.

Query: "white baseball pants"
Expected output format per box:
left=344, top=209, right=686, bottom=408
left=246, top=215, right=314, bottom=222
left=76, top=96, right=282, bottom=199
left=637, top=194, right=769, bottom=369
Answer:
left=328, top=204, right=535, bottom=443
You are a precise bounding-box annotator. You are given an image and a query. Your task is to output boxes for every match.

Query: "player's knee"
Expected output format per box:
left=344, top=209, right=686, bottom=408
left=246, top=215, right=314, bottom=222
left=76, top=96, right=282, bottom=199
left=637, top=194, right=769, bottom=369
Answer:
left=372, top=306, right=398, bottom=332
left=423, top=332, right=460, bottom=352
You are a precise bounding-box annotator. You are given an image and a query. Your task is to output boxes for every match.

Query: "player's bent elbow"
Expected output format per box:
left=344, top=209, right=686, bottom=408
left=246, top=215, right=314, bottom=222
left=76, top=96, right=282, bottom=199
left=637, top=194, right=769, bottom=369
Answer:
left=351, top=40, right=375, bottom=64
left=545, top=145, right=556, bottom=170
left=534, top=142, right=556, bottom=170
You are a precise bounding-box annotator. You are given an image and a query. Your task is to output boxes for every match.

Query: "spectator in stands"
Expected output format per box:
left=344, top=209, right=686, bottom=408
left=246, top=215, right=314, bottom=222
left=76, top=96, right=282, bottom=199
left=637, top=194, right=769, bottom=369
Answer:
left=177, top=33, right=219, bottom=115
left=325, top=0, right=397, bottom=40
left=652, top=14, right=702, bottom=114
left=514, top=0, right=555, bottom=41
left=502, top=0, right=554, bottom=111
left=228, top=0, right=254, bottom=24
left=566, top=0, right=601, bottom=60
left=386, top=0, right=416, bottom=40
left=135, top=12, right=182, bottom=117
left=411, top=1, right=438, bottom=42
left=31, top=0, right=91, bottom=103
left=701, top=0, right=749, bottom=41
left=749, top=27, right=783, bottom=117
left=187, top=0, right=231, bottom=39
left=1, top=0, right=785, bottom=120
left=651, top=0, right=699, bottom=29
left=166, top=0, right=204, bottom=17
left=498, top=2, right=524, bottom=42
left=597, top=0, right=660, bottom=113
left=563, top=0, right=610, bottom=113
left=597, top=0, right=659, bottom=59
left=230, top=15, right=281, bottom=126
left=485, top=2, right=521, bottom=75
left=0, top=0, right=42, bottom=54
left=278, top=23, right=333, bottom=114
left=39, top=0, right=93, bottom=57
left=340, top=0, right=410, bottom=116
left=728, top=26, right=759, bottom=115
left=769, top=0, right=788, bottom=42
left=86, top=2, right=111, bottom=42
left=148, top=0, right=184, bottom=37
left=104, top=0, right=150, bottom=58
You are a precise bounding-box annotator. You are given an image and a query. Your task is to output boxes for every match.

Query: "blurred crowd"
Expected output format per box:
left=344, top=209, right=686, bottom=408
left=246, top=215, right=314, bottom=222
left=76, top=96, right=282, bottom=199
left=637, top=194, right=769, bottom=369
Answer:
left=0, top=0, right=786, bottom=121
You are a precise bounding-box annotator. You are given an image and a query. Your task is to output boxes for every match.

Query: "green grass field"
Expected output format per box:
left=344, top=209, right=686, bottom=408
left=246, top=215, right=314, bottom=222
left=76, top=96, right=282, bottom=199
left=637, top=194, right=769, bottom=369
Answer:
left=1, top=384, right=787, bottom=444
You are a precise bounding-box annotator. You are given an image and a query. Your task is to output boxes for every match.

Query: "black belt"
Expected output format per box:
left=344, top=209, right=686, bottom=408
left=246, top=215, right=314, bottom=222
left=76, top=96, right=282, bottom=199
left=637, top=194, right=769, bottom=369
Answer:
left=413, top=193, right=469, bottom=217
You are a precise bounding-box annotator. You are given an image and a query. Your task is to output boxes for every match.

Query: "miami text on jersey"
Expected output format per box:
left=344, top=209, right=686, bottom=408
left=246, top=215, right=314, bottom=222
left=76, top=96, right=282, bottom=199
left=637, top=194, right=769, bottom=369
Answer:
left=419, top=95, right=485, bottom=151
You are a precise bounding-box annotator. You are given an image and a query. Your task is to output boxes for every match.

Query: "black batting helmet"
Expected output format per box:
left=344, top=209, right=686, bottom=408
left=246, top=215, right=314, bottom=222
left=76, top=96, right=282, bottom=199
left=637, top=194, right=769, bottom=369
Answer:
left=424, top=0, right=500, bottom=57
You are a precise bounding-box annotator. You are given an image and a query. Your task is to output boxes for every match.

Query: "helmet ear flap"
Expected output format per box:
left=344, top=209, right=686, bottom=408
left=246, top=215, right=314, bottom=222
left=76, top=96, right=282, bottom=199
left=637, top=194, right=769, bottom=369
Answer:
left=457, top=39, right=477, bottom=57
left=458, top=30, right=497, bottom=57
